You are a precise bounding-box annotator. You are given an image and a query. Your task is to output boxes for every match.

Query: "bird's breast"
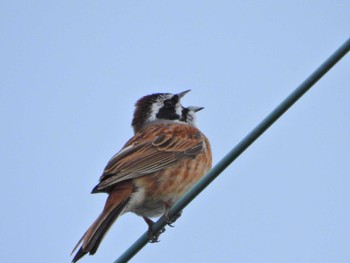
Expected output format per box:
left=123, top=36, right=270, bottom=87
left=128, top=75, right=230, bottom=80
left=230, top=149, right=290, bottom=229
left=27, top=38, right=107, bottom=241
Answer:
left=129, top=147, right=212, bottom=218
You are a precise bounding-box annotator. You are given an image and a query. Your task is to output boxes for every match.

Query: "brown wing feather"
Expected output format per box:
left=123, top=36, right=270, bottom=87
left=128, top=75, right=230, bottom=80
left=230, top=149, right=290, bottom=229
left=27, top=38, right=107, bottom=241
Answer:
left=92, top=124, right=206, bottom=193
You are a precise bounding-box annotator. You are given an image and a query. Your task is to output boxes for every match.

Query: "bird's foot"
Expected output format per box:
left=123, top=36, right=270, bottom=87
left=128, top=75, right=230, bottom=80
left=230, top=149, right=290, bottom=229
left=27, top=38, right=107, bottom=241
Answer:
left=143, top=217, right=166, bottom=243
left=164, top=202, right=182, bottom=227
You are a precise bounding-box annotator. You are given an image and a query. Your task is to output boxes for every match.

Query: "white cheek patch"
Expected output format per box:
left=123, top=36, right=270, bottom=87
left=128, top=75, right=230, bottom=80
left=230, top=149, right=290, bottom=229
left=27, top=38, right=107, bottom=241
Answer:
left=188, top=112, right=196, bottom=125
left=147, top=94, right=174, bottom=123
left=175, top=103, right=183, bottom=117
left=148, top=101, right=164, bottom=122
left=143, top=94, right=200, bottom=126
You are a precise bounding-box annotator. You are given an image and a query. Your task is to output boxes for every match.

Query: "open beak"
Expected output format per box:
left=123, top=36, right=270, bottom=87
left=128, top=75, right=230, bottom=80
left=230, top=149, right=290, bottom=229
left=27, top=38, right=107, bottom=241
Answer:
left=188, top=106, right=204, bottom=112
left=177, top=89, right=191, bottom=98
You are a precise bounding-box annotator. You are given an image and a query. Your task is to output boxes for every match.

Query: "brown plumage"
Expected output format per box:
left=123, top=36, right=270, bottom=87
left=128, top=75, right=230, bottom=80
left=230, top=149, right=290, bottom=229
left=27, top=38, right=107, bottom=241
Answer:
left=72, top=181, right=133, bottom=262
left=71, top=91, right=212, bottom=262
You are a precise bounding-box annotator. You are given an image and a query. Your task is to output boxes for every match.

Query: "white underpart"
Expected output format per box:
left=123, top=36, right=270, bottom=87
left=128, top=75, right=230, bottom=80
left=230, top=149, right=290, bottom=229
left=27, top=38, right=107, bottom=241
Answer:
left=124, top=187, right=146, bottom=213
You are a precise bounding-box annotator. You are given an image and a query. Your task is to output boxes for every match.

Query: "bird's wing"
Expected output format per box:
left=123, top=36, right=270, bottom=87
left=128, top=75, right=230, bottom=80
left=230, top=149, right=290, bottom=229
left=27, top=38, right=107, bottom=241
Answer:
left=92, top=124, right=206, bottom=193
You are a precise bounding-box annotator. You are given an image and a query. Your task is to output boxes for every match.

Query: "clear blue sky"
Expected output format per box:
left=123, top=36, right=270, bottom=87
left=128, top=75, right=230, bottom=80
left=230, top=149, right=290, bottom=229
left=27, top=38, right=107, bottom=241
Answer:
left=1, top=1, right=349, bottom=263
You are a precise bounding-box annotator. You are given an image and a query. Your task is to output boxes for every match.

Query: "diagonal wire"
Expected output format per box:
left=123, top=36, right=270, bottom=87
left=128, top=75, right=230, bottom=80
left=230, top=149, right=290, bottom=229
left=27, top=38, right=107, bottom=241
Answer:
left=114, top=37, right=350, bottom=263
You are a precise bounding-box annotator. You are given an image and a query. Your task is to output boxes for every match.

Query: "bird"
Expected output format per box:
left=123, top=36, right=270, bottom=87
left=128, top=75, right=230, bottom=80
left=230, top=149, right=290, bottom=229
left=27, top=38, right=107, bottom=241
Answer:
left=71, top=90, right=212, bottom=262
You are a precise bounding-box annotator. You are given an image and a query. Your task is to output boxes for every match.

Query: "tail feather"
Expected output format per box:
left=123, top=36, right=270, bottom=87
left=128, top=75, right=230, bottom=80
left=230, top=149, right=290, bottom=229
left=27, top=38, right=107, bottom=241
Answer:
left=71, top=182, right=133, bottom=263
left=88, top=198, right=130, bottom=254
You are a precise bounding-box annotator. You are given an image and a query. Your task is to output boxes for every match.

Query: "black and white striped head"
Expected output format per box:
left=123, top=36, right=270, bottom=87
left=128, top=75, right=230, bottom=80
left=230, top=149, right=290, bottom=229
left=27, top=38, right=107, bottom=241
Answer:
left=132, top=90, right=203, bottom=133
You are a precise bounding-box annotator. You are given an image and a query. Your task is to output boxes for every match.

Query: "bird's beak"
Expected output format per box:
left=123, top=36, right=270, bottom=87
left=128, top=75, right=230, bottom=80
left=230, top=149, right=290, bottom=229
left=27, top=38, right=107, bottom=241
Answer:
left=188, top=106, right=204, bottom=112
left=177, top=89, right=191, bottom=98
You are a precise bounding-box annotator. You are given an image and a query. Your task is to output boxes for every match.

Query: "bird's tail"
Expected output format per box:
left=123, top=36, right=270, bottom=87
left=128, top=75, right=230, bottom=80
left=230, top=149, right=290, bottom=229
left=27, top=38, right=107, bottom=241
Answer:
left=71, top=182, right=133, bottom=263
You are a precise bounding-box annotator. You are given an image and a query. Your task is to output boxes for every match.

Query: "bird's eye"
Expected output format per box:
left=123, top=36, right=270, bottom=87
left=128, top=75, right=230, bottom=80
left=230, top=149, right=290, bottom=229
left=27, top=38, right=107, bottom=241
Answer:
left=163, top=99, right=174, bottom=108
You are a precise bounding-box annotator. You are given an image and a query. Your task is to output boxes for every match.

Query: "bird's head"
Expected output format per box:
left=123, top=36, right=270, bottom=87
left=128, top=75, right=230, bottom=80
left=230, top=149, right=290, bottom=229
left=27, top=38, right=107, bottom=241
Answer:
left=132, top=90, right=203, bottom=133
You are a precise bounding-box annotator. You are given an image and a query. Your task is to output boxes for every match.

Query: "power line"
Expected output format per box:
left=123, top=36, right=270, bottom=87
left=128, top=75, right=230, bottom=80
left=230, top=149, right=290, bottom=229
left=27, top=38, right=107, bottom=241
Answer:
left=114, top=37, right=350, bottom=263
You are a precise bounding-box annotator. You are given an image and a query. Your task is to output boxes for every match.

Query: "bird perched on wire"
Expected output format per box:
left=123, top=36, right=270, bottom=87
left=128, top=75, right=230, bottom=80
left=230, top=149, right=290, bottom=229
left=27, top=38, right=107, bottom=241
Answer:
left=71, top=90, right=212, bottom=262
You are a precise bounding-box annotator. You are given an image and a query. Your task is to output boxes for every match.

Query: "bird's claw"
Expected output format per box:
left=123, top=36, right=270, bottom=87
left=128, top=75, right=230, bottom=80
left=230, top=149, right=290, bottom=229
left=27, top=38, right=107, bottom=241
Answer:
left=143, top=216, right=166, bottom=243
left=148, top=227, right=166, bottom=243
left=164, top=208, right=182, bottom=227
